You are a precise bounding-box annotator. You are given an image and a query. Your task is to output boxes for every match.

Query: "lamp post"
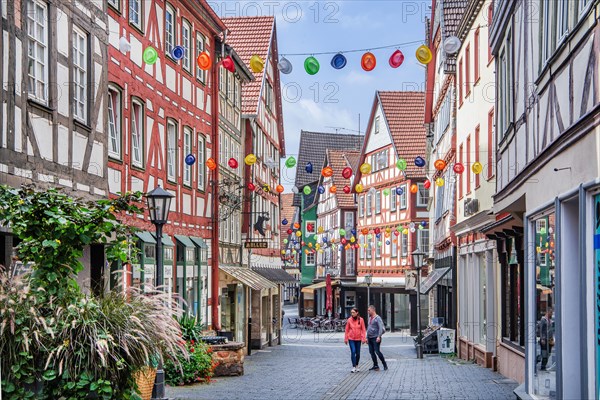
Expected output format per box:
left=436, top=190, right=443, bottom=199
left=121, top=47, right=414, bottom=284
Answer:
left=411, top=248, right=425, bottom=359
left=146, top=185, right=174, bottom=400
left=364, top=274, right=372, bottom=307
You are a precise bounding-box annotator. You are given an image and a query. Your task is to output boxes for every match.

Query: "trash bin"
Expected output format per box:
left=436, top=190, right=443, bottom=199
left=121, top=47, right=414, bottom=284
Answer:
left=437, top=328, right=455, bottom=354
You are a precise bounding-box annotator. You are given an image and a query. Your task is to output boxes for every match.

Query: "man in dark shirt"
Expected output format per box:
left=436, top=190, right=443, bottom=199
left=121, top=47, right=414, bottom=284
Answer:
left=367, top=305, right=388, bottom=371
left=539, top=307, right=554, bottom=370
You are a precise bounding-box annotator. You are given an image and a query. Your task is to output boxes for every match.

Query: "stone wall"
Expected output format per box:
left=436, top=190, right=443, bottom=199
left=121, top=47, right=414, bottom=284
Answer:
left=211, top=342, right=245, bottom=377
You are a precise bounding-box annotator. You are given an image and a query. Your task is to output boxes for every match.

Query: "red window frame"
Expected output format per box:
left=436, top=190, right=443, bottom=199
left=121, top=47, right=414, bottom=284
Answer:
left=475, top=125, right=480, bottom=189
left=465, top=44, right=471, bottom=96
left=466, top=135, right=471, bottom=194
left=458, top=59, right=463, bottom=105
left=459, top=143, right=464, bottom=199
left=474, top=27, right=480, bottom=82
left=487, top=109, right=495, bottom=180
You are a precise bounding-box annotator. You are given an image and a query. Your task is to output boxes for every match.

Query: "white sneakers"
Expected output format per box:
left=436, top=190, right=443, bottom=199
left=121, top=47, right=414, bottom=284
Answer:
left=351, top=367, right=360, bottom=373
left=356, top=367, right=360, bottom=372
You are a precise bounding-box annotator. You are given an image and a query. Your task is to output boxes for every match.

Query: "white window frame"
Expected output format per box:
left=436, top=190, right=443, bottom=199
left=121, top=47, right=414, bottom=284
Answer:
left=130, top=99, right=144, bottom=168
left=391, top=237, right=398, bottom=258
left=359, top=236, right=365, bottom=259
left=375, top=240, right=381, bottom=258
left=556, top=0, right=569, bottom=44
left=401, top=234, right=408, bottom=257
left=167, top=119, right=177, bottom=182
left=306, top=252, right=315, bottom=266
left=129, top=0, right=142, bottom=30
left=417, top=182, right=429, bottom=207
left=374, top=116, right=380, bottom=135
left=579, top=0, right=592, bottom=17
left=181, top=19, right=191, bottom=72
left=391, top=189, right=397, bottom=211
left=366, top=241, right=372, bottom=260
left=367, top=193, right=372, bottom=216
left=375, top=191, right=381, bottom=214
left=197, top=135, right=205, bottom=191
left=541, top=2, right=553, bottom=64
left=183, top=127, right=192, bottom=186
left=418, top=229, right=429, bottom=253
left=165, top=3, right=176, bottom=56
left=108, top=0, right=120, bottom=11
left=107, top=85, right=122, bottom=159
left=27, top=0, right=48, bottom=103
left=72, top=26, right=88, bottom=123
left=196, top=32, right=206, bottom=82
left=399, top=185, right=407, bottom=209
left=359, top=196, right=365, bottom=217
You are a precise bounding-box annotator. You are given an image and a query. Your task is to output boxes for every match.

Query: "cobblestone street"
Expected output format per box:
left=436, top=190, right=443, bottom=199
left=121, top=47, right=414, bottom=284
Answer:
left=167, top=305, right=518, bottom=400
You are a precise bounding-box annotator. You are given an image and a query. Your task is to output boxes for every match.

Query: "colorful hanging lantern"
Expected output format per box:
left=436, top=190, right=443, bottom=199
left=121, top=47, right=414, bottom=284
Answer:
left=285, top=156, right=297, bottom=168
left=396, top=187, right=404, bottom=196
left=436, top=178, right=445, bottom=187
left=424, top=179, right=431, bottom=189
left=374, top=227, right=381, bottom=234
left=291, top=186, right=299, bottom=194
left=341, top=238, right=348, bottom=245
left=472, top=161, right=483, bottom=174
left=416, top=45, right=433, bottom=64
left=296, top=231, right=303, bottom=237
left=244, top=153, right=257, bottom=165
left=276, top=184, right=285, bottom=193
left=304, top=56, right=320, bottom=75
left=343, top=185, right=351, bottom=194
left=318, top=226, right=324, bottom=234
left=410, top=184, right=418, bottom=194
left=287, top=228, right=293, bottom=235
left=263, top=184, right=271, bottom=193
left=342, top=167, right=353, bottom=179
left=360, top=163, right=372, bottom=174
left=247, top=182, right=256, bottom=191
left=278, top=56, right=293, bottom=74
left=206, top=157, right=217, bottom=171
left=330, top=185, right=337, bottom=193
left=383, top=188, right=390, bottom=196
left=294, top=222, right=300, bottom=229
left=282, top=218, right=288, bottom=225
left=303, top=185, right=312, bottom=195
left=331, top=53, right=347, bottom=69
left=339, top=228, right=346, bottom=236
left=361, top=227, right=369, bottom=235
left=453, top=162, right=465, bottom=174
left=355, top=183, right=364, bottom=193
left=322, top=166, right=333, bottom=177
left=389, top=49, right=405, bottom=68
left=222, top=55, right=235, bottom=72
left=143, top=46, right=158, bottom=65
left=434, top=159, right=446, bottom=171
left=171, top=45, right=185, bottom=61
left=228, top=158, right=238, bottom=169
left=305, top=162, right=313, bottom=174
left=396, top=159, right=407, bottom=171
left=250, top=55, right=265, bottom=73
left=185, top=154, right=196, bottom=166
left=414, top=156, right=426, bottom=167
left=318, top=185, right=325, bottom=194
left=197, top=51, right=212, bottom=70
left=361, top=52, right=376, bottom=71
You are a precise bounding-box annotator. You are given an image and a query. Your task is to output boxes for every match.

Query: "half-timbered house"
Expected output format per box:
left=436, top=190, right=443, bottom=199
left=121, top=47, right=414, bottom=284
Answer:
left=424, top=0, right=467, bottom=333
left=106, top=0, right=225, bottom=327
left=354, top=91, right=429, bottom=333
left=1, top=0, right=108, bottom=284
left=222, top=16, right=286, bottom=349
left=490, top=0, right=600, bottom=396
left=452, top=0, right=498, bottom=370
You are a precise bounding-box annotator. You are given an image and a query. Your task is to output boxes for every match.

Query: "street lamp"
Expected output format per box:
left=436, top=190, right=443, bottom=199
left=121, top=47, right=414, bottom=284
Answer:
left=146, top=185, right=174, bottom=400
left=364, top=274, right=372, bottom=306
left=412, top=248, right=425, bottom=360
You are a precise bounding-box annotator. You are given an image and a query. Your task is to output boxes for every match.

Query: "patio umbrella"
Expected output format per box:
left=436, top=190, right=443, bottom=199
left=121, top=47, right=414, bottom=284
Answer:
left=325, top=273, right=333, bottom=314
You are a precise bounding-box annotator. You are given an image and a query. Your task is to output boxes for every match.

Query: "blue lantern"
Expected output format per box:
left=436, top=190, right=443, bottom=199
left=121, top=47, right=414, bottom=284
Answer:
left=185, top=154, right=196, bottom=166
left=414, top=156, right=426, bottom=167
left=396, top=187, right=404, bottom=195
left=318, top=185, right=325, bottom=194
left=386, top=240, right=390, bottom=245
left=171, top=45, right=185, bottom=61
left=351, top=229, right=357, bottom=236
left=282, top=218, right=288, bottom=225
left=306, top=162, right=313, bottom=174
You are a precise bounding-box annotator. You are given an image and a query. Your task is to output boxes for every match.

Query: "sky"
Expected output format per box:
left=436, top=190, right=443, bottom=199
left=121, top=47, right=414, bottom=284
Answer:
left=209, top=0, right=431, bottom=188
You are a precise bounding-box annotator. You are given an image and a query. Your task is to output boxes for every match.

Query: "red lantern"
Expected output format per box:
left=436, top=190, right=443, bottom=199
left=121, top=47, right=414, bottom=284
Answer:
left=343, top=185, right=351, bottom=194
left=342, top=167, right=353, bottom=179
left=287, top=229, right=293, bottom=235
left=394, top=230, right=400, bottom=236
left=341, top=238, right=348, bottom=245
left=222, top=56, right=235, bottom=72
left=247, top=182, right=256, bottom=191
left=228, top=157, right=238, bottom=169
left=374, top=227, right=381, bottom=234
left=424, top=180, right=431, bottom=189
left=301, top=241, right=305, bottom=246
left=453, top=163, right=465, bottom=174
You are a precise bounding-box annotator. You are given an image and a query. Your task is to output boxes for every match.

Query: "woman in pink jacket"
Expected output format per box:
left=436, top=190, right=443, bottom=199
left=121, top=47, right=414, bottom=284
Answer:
left=344, top=307, right=367, bottom=373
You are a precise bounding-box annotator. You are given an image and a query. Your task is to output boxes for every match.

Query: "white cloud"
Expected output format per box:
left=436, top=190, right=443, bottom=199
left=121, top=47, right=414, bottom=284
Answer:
left=340, top=70, right=376, bottom=85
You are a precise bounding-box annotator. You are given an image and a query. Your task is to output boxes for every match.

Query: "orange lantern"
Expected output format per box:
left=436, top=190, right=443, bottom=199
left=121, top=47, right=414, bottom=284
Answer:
left=361, top=227, right=369, bottom=235
left=434, top=159, right=446, bottom=171
left=361, top=52, right=376, bottom=71
left=410, top=184, right=418, bottom=194
left=206, top=158, right=217, bottom=171
left=330, top=185, right=337, bottom=193
left=276, top=184, right=284, bottom=193
left=322, top=166, right=333, bottom=177
left=293, top=222, right=300, bottom=229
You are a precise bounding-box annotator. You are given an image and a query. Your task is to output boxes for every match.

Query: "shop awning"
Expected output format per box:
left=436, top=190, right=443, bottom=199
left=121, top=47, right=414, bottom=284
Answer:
left=301, top=279, right=340, bottom=293
left=190, top=236, right=208, bottom=249
left=419, top=267, right=451, bottom=294
left=150, top=232, right=175, bottom=247
left=174, top=235, right=195, bottom=248
left=135, top=231, right=156, bottom=244
left=219, top=266, right=277, bottom=291
left=251, top=267, right=298, bottom=284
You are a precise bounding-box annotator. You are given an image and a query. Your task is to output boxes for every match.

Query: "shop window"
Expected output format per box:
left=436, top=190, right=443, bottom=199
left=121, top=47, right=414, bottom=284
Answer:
left=501, top=237, right=524, bottom=347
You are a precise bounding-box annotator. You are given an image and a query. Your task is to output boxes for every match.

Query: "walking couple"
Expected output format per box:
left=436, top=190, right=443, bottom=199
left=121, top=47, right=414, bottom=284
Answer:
left=344, top=305, right=387, bottom=373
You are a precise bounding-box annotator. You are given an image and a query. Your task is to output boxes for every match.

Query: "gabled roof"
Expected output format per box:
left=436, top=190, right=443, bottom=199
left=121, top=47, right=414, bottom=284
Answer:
left=354, top=91, right=427, bottom=186
left=440, top=0, right=468, bottom=73
left=222, top=16, right=285, bottom=155
left=222, top=16, right=274, bottom=115
left=322, top=150, right=361, bottom=209
left=293, top=131, right=364, bottom=207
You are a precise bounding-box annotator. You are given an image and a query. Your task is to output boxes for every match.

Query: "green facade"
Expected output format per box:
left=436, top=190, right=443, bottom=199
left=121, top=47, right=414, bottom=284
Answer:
left=300, top=194, right=318, bottom=286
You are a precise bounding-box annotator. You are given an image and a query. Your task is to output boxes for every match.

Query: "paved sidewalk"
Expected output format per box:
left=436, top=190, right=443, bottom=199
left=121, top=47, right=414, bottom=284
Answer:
left=166, top=305, right=517, bottom=400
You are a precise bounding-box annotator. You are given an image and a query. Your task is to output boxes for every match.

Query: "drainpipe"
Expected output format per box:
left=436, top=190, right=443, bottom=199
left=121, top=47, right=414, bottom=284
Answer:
left=211, top=30, right=225, bottom=331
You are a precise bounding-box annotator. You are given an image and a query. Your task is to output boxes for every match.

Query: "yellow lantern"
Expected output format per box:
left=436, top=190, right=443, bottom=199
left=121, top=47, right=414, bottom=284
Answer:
left=350, top=237, right=356, bottom=243
left=355, top=183, right=364, bottom=193
left=295, top=231, right=302, bottom=237
left=472, top=161, right=483, bottom=174
left=416, top=45, right=433, bottom=64
left=359, top=163, right=372, bottom=174
left=403, top=228, right=409, bottom=235
left=244, top=153, right=257, bottom=165
left=318, top=226, right=324, bottom=234
left=435, top=177, right=445, bottom=187
left=250, top=55, right=265, bottom=73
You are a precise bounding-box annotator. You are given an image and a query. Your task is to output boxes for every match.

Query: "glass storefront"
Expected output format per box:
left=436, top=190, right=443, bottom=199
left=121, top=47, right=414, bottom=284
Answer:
left=533, top=212, right=556, bottom=399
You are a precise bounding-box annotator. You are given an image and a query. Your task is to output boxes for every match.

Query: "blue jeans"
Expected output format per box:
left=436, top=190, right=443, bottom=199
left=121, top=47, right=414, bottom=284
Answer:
left=348, top=340, right=362, bottom=367
left=367, top=337, right=386, bottom=368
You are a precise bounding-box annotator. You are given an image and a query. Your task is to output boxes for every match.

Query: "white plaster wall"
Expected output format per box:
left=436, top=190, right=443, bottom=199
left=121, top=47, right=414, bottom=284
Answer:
left=88, top=141, right=104, bottom=177
left=57, top=9, right=69, bottom=56
left=57, top=64, right=70, bottom=116
left=365, top=103, right=392, bottom=153
left=107, top=167, right=121, bottom=194
left=72, top=131, right=87, bottom=169
left=14, top=37, right=22, bottom=98
left=57, top=125, right=69, bottom=165
left=30, top=113, right=53, bottom=160
left=130, top=35, right=142, bottom=68
left=108, top=17, right=120, bottom=49
left=166, top=65, right=177, bottom=93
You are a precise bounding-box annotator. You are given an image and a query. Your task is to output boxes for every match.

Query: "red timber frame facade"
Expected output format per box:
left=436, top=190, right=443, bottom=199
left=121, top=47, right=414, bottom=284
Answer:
left=106, top=0, right=226, bottom=328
